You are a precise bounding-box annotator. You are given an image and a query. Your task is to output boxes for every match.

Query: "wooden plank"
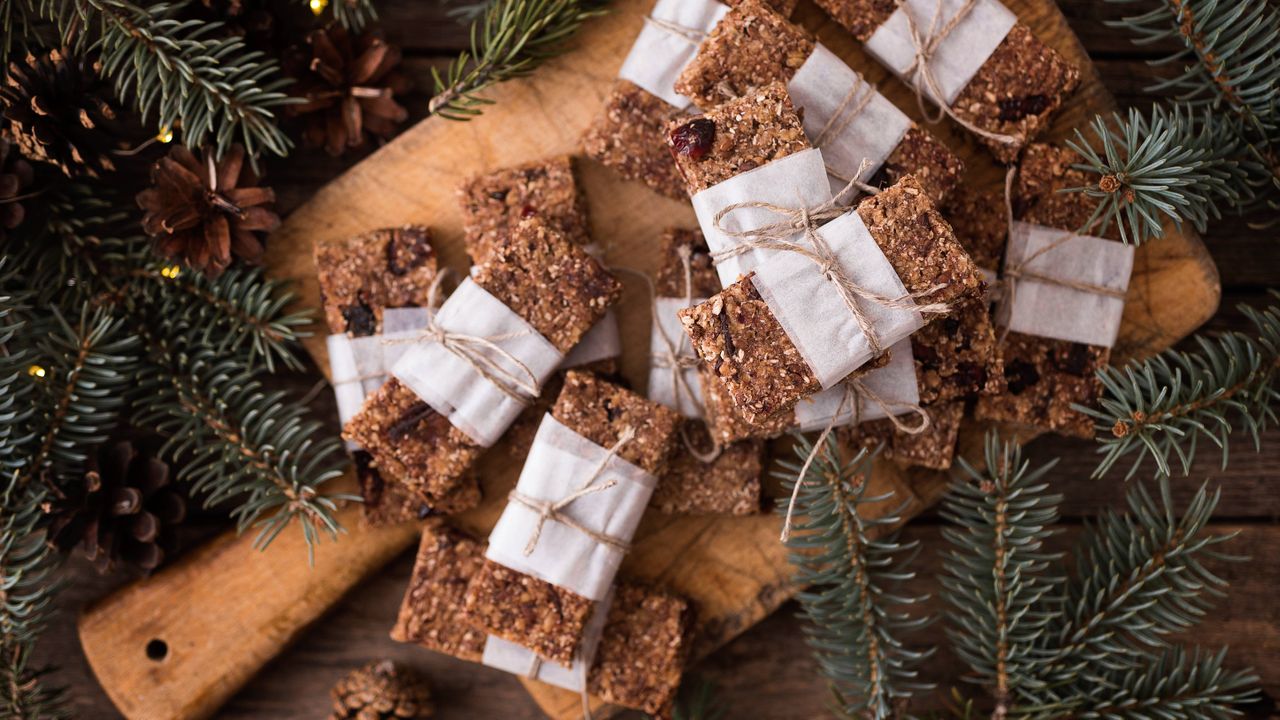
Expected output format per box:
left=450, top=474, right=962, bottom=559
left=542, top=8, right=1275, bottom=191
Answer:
left=76, top=0, right=1221, bottom=718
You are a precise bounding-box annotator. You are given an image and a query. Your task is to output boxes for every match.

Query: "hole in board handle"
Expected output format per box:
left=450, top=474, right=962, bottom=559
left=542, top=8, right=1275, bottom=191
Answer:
left=146, top=639, right=168, bottom=662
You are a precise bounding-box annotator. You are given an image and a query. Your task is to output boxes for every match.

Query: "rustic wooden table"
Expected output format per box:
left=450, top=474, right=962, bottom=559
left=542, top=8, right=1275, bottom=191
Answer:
left=40, top=1, right=1280, bottom=718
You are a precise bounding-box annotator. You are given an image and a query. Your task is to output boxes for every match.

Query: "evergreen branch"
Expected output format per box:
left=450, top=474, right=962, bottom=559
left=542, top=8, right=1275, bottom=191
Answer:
left=33, top=0, right=295, bottom=158
left=1074, top=646, right=1258, bottom=719
left=1085, top=292, right=1280, bottom=479
left=940, top=433, right=1065, bottom=712
left=672, top=680, right=724, bottom=720
left=1067, top=105, right=1262, bottom=244
left=779, top=436, right=934, bottom=719
left=1105, top=0, right=1280, bottom=129
left=0, top=262, right=35, bottom=477
left=134, top=337, right=350, bottom=557
left=428, top=0, right=609, bottom=121
left=323, top=0, right=378, bottom=31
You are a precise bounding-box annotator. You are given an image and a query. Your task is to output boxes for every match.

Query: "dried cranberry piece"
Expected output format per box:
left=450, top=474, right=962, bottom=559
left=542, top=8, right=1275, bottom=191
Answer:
left=670, top=118, right=716, bottom=160
left=942, top=317, right=962, bottom=334
left=341, top=301, right=377, bottom=336
left=1054, top=344, right=1094, bottom=377
left=386, top=228, right=433, bottom=276
left=955, top=362, right=987, bottom=391
left=520, top=204, right=537, bottom=218
left=1004, top=360, right=1041, bottom=396
left=998, top=94, right=1050, bottom=122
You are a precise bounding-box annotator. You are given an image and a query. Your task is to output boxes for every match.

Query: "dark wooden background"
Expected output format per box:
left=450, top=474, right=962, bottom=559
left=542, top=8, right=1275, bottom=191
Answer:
left=39, top=1, right=1280, bottom=718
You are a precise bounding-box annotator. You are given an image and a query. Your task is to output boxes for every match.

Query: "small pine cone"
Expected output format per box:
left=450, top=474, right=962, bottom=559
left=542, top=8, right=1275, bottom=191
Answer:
left=330, top=661, right=433, bottom=720
left=0, top=49, right=126, bottom=177
left=136, top=143, right=280, bottom=277
left=48, top=441, right=187, bottom=574
left=0, top=136, right=34, bottom=243
left=287, top=24, right=411, bottom=156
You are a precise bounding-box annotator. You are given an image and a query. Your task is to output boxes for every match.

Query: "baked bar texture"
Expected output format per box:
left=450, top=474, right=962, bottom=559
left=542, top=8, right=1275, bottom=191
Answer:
left=472, top=217, right=623, bottom=354
left=655, top=227, right=721, bottom=298
left=390, top=525, right=488, bottom=662
left=974, top=144, right=1113, bottom=437
left=699, top=360, right=794, bottom=444
left=342, top=378, right=483, bottom=516
left=869, top=124, right=964, bottom=205
left=505, top=361, right=622, bottom=462
left=679, top=175, right=983, bottom=422
left=315, top=225, right=438, bottom=336
left=583, top=80, right=687, bottom=201
left=912, top=298, right=1004, bottom=404
left=458, top=155, right=592, bottom=265
left=353, top=449, right=479, bottom=526
left=552, top=370, right=682, bottom=477
left=666, top=82, right=809, bottom=195
left=812, top=0, right=1079, bottom=162
left=651, top=421, right=763, bottom=515
left=840, top=400, right=964, bottom=470
left=587, top=583, right=696, bottom=717
left=462, top=559, right=596, bottom=666
left=942, top=185, right=1009, bottom=270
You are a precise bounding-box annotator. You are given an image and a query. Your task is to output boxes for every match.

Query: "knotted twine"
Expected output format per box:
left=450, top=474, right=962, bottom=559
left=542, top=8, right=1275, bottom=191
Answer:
left=811, top=75, right=883, bottom=187
left=895, top=0, right=1021, bottom=149
left=383, top=271, right=543, bottom=404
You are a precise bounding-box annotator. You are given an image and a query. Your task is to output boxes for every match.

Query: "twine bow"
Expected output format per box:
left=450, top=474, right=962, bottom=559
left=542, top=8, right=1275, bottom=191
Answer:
left=895, top=0, right=1021, bottom=148
left=383, top=272, right=543, bottom=404
left=780, top=376, right=932, bottom=541
left=711, top=176, right=950, bottom=357
left=508, top=426, right=637, bottom=557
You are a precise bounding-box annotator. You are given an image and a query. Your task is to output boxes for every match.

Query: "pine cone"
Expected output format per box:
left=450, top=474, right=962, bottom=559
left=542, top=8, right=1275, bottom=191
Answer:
left=0, top=49, right=124, bottom=177
left=136, top=143, right=280, bottom=277
left=48, top=441, right=187, bottom=574
left=330, top=660, right=433, bottom=720
left=0, top=136, right=33, bottom=243
left=288, top=25, right=411, bottom=156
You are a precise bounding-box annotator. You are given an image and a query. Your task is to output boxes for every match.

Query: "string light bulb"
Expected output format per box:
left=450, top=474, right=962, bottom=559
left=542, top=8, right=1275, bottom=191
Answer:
left=161, top=265, right=182, bottom=279
left=27, top=365, right=45, bottom=378
left=156, top=126, right=174, bottom=144
left=309, top=0, right=328, bottom=15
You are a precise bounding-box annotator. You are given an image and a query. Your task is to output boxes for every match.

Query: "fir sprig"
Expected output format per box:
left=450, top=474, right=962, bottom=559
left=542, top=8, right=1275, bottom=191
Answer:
left=1085, top=292, right=1280, bottom=479
left=1078, top=647, right=1258, bottom=720
left=780, top=436, right=934, bottom=718
left=324, top=0, right=378, bottom=31
left=429, top=0, right=609, bottom=120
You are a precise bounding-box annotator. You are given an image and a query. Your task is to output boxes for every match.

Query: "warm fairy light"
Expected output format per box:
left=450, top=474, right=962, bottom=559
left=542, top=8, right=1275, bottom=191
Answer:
left=309, top=0, right=328, bottom=14
left=156, top=126, right=174, bottom=144
left=161, top=265, right=182, bottom=279
left=27, top=365, right=45, bottom=378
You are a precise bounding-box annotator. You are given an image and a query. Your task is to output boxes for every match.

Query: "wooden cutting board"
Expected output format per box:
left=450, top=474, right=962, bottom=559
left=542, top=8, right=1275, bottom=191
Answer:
left=78, top=0, right=1219, bottom=718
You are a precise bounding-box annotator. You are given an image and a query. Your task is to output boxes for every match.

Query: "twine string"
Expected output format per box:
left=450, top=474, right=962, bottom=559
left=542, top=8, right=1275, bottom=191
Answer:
left=644, top=15, right=706, bottom=46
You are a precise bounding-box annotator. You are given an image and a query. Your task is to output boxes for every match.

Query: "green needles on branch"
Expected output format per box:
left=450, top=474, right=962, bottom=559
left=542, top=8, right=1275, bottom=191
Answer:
left=429, top=0, right=609, bottom=120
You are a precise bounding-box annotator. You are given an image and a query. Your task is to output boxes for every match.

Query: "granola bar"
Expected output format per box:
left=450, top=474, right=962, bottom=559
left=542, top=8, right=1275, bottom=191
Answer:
left=552, top=370, right=682, bottom=476
left=352, top=450, right=480, bottom=525
left=462, top=558, right=596, bottom=665
left=912, top=298, right=1003, bottom=404
left=655, top=227, right=721, bottom=299
left=582, top=80, right=687, bottom=200
left=868, top=125, right=964, bottom=205
left=390, top=525, right=488, bottom=662
left=315, top=225, right=437, bottom=336
left=679, top=176, right=983, bottom=422
left=840, top=400, right=964, bottom=470
left=458, top=155, right=592, bottom=265
left=666, top=83, right=810, bottom=196
left=942, top=186, right=1008, bottom=270
left=812, top=0, right=1079, bottom=162
left=586, top=583, right=696, bottom=717
left=975, top=144, right=1111, bottom=437
left=651, top=421, right=763, bottom=515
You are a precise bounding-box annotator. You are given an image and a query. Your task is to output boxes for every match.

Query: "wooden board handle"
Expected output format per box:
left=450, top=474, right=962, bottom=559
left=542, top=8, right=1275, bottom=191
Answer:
left=77, top=472, right=419, bottom=720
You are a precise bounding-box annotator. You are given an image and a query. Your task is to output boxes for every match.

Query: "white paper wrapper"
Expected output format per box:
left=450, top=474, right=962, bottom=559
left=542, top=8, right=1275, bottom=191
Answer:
left=794, top=340, right=920, bottom=431
left=865, top=0, right=1016, bottom=107
left=649, top=296, right=708, bottom=418
left=487, top=415, right=657, bottom=602
left=328, top=307, right=433, bottom=432
left=391, top=279, right=564, bottom=448
left=998, top=222, right=1134, bottom=348
left=562, top=310, right=622, bottom=370
left=618, top=0, right=728, bottom=108
left=481, top=590, right=615, bottom=682
left=751, top=210, right=923, bottom=388
left=789, top=44, right=914, bottom=195
left=693, top=148, right=833, bottom=286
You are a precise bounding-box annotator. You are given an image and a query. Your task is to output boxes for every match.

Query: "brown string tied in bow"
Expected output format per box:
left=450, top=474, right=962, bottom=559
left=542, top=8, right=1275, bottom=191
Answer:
left=780, top=377, right=932, bottom=541
left=896, top=0, right=1021, bottom=148
left=508, top=426, right=637, bottom=557
left=710, top=178, right=951, bottom=357
left=383, top=272, right=543, bottom=404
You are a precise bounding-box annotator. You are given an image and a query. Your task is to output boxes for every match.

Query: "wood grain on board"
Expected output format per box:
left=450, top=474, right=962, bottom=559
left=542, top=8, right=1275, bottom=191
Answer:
left=77, top=0, right=1220, bottom=718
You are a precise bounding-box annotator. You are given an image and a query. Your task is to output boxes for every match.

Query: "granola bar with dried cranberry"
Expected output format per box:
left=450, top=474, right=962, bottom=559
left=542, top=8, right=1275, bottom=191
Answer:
left=315, top=225, right=438, bottom=336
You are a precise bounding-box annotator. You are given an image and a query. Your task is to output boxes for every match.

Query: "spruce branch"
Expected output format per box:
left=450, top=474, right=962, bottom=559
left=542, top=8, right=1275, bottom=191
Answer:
left=1076, top=646, right=1258, bottom=719
left=940, top=433, right=1065, bottom=712
left=32, top=0, right=295, bottom=158
left=779, top=436, right=934, bottom=719
left=428, top=0, right=609, bottom=121
left=1085, top=292, right=1280, bottom=479
left=1067, top=106, right=1262, bottom=244
left=322, top=0, right=378, bottom=31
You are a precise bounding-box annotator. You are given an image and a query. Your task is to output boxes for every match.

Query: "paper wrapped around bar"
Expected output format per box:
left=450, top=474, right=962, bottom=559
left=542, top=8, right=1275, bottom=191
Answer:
left=865, top=0, right=1016, bottom=107
left=998, top=221, right=1134, bottom=348
left=562, top=310, right=622, bottom=370
left=391, top=278, right=564, bottom=448
left=618, top=0, right=729, bottom=108
left=793, top=339, right=920, bottom=431
left=789, top=44, right=914, bottom=195
left=481, top=589, right=615, bottom=685
left=486, top=415, right=657, bottom=601
left=649, top=296, right=708, bottom=418
left=327, top=307, right=432, bottom=429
